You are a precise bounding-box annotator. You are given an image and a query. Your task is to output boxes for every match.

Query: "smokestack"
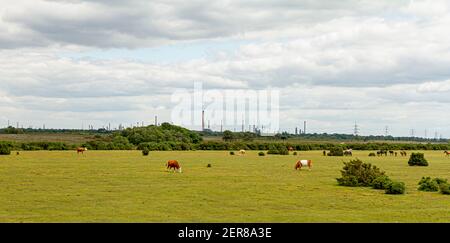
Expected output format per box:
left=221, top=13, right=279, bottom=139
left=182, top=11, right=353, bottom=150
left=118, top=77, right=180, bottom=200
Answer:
left=304, top=121, right=306, bottom=134
left=155, top=116, right=158, bottom=126
left=202, top=110, right=205, bottom=131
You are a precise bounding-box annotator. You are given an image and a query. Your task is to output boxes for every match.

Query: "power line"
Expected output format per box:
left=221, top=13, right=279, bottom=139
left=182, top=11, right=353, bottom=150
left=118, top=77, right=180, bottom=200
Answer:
left=353, top=122, right=359, bottom=136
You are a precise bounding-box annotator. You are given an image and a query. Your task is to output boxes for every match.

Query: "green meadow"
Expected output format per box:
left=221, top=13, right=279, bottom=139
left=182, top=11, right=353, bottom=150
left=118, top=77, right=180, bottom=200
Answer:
left=1, top=150, right=449, bottom=222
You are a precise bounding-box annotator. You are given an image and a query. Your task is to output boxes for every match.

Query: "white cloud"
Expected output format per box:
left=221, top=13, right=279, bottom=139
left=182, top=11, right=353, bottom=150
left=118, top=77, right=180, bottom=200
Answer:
left=0, top=0, right=450, bottom=136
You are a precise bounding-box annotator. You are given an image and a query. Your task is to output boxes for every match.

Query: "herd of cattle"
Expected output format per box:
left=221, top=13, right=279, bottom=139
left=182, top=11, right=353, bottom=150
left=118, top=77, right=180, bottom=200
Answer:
left=73, top=147, right=449, bottom=174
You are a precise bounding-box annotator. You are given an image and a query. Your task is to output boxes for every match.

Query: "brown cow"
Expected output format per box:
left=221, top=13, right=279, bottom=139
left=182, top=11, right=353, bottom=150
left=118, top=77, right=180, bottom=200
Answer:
left=167, top=160, right=182, bottom=173
left=77, top=147, right=88, bottom=154
left=295, top=160, right=312, bottom=170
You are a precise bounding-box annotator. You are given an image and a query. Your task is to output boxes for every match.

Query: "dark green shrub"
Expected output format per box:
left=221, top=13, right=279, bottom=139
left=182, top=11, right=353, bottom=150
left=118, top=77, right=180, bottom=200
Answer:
left=278, top=147, right=289, bottom=155
left=230, top=151, right=235, bottom=155
left=418, top=177, right=439, bottom=192
left=258, top=151, right=265, bottom=156
left=439, top=183, right=450, bottom=195
left=385, top=181, right=406, bottom=194
left=267, top=149, right=280, bottom=155
left=336, top=159, right=386, bottom=187
left=408, top=153, right=428, bottom=166
left=328, top=146, right=343, bottom=156
left=0, top=142, right=12, bottom=155
left=372, top=175, right=392, bottom=190
left=433, top=178, right=448, bottom=185
left=142, top=148, right=150, bottom=156
left=293, top=152, right=298, bottom=155
left=368, top=152, right=376, bottom=157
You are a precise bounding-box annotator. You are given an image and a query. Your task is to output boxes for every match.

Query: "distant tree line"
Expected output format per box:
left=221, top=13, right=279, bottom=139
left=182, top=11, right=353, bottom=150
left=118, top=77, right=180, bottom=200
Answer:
left=2, top=140, right=450, bottom=152
left=0, top=126, right=113, bottom=135
left=1, top=124, right=449, bottom=152
left=203, top=129, right=449, bottom=143
left=1, top=125, right=447, bottom=143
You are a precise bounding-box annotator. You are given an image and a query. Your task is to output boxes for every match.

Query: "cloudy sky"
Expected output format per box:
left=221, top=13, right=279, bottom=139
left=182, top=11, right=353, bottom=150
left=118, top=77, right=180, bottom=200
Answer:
left=1, top=0, right=450, bottom=137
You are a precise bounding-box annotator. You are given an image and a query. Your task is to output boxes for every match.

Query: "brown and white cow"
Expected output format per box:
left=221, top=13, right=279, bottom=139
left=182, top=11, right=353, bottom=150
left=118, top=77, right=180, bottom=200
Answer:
left=295, top=159, right=312, bottom=170
left=167, top=160, right=182, bottom=173
left=77, top=147, right=88, bottom=154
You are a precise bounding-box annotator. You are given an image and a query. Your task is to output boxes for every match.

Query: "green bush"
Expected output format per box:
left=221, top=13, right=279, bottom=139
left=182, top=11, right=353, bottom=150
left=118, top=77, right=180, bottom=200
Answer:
left=418, top=177, right=439, bottom=192
left=328, top=146, right=343, bottom=156
left=0, top=142, right=12, bottom=155
left=258, top=151, right=265, bottom=156
left=267, top=148, right=289, bottom=155
left=368, top=152, right=376, bottom=157
left=278, top=147, right=289, bottom=155
left=385, top=181, right=406, bottom=195
left=293, top=152, right=298, bottom=155
left=229, top=151, right=235, bottom=155
left=267, top=149, right=280, bottom=155
left=408, top=153, right=428, bottom=166
left=439, top=183, right=450, bottom=195
left=372, top=175, right=392, bottom=190
left=336, top=159, right=386, bottom=187
left=433, top=178, right=448, bottom=185
left=416, top=177, right=446, bottom=192
left=142, top=148, right=150, bottom=156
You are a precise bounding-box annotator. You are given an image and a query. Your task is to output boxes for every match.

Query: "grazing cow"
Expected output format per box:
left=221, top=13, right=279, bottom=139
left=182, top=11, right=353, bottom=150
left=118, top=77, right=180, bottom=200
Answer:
left=77, top=147, right=88, bottom=154
left=444, top=151, right=450, bottom=157
left=377, top=150, right=388, bottom=156
left=344, top=149, right=353, bottom=156
left=239, top=150, right=246, bottom=155
left=400, top=151, right=407, bottom=157
left=395, top=152, right=398, bottom=157
left=295, top=160, right=312, bottom=170
left=167, top=160, right=182, bottom=173
left=323, top=150, right=327, bottom=156
left=389, top=150, right=394, bottom=156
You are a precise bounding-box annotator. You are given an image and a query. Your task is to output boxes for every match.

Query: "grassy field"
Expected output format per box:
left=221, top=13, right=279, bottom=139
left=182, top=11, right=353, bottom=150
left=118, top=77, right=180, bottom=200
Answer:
left=1, top=150, right=450, bottom=222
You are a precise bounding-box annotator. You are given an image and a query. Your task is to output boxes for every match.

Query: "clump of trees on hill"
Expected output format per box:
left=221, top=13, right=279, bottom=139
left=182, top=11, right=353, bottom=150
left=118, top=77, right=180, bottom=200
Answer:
left=121, top=123, right=202, bottom=145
